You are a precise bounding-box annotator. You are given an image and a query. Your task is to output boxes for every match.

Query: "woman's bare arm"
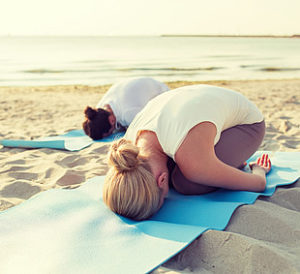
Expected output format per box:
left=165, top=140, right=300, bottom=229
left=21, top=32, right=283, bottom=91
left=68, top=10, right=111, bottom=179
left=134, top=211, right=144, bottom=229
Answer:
left=175, top=122, right=271, bottom=192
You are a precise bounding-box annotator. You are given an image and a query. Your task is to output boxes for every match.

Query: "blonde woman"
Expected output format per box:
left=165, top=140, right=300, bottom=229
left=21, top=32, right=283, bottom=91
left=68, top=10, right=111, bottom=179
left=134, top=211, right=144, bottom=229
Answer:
left=103, top=84, right=271, bottom=221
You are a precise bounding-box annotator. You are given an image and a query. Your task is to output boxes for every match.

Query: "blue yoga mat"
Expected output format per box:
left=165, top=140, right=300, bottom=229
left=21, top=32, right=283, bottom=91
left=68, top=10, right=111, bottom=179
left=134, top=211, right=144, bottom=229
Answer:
left=0, top=151, right=299, bottom=274
left=0, top=129, right=125, bottom=151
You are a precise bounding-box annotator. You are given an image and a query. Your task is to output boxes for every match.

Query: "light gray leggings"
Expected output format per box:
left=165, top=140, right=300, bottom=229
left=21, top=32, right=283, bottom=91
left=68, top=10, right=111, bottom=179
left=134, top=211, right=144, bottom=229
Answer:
left=169, top=121, right=266, bottom=195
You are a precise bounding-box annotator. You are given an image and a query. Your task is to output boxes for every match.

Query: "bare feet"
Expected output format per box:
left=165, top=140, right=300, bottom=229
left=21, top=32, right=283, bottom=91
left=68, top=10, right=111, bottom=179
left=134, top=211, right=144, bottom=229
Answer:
left=238, top=162, right=247, bottom=170
left=249, top=153, right=272, bottom=174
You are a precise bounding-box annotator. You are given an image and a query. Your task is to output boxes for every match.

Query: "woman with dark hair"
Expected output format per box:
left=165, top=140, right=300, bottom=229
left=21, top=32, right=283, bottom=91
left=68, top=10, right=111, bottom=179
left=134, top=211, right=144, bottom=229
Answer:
left=83, top=77, right=169, bottom=140
left=83, top=107, right=113, bottom=140
left=103, top=84, right=271, bottom=221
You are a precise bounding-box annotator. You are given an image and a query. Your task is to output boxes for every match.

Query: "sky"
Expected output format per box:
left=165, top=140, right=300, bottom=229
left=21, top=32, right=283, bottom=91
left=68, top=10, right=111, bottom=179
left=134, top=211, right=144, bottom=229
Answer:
left=0, top=0, right=299, bottom=36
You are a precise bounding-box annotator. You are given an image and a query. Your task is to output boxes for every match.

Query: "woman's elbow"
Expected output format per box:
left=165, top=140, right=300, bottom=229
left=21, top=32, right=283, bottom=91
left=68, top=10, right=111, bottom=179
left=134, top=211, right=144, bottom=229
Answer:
left=253, top=177, right=266, bottom=192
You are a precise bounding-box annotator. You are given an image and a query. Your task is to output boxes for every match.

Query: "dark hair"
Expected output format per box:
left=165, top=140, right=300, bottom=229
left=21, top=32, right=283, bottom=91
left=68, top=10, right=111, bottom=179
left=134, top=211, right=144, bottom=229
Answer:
left=82, top=106, right=111, bottom=140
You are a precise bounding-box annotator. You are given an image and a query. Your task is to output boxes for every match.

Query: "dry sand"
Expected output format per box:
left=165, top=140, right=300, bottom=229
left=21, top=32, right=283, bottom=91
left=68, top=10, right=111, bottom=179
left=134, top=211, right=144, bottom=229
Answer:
left=0, top=79, right=300, bottom=273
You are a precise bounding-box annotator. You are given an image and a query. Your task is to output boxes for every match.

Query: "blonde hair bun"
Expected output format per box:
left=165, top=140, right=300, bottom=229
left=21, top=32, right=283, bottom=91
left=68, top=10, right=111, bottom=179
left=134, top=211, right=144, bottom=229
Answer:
left=108, top=139, right=140, bottom=172
left=104, top=138, right=161, bottom=220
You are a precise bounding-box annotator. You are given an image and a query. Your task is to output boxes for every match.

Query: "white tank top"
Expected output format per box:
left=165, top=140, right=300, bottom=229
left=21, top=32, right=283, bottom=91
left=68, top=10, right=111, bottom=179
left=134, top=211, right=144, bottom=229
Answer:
left=96, top=77, right=169, bottom=127
left=125, top=84, right=264, bottom=160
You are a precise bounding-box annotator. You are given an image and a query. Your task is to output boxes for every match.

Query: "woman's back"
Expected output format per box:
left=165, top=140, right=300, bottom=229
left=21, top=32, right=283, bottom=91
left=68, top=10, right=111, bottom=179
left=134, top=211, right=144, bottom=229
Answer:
left=125, top=84, right=263, bottom=159
left=96, top=77, right=169, bottom=127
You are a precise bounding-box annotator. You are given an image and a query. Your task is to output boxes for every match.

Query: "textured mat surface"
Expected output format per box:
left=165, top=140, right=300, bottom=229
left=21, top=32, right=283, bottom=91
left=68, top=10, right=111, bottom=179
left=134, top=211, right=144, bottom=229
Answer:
left=0, top=151, right=299, bottom=274
left=0, top=129, right=125, bottom=151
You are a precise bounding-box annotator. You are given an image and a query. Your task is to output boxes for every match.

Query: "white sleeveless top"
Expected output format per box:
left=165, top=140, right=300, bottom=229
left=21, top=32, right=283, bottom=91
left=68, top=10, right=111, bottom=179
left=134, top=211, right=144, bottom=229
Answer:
left=96, top=77, right=169, bottom=128
left=125, top=84, right=264, bottom=160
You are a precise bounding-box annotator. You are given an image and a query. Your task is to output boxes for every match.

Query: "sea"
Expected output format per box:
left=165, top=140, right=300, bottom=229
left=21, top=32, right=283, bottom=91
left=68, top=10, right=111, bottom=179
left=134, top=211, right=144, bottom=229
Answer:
left=1, top=36, right=300, bottom=86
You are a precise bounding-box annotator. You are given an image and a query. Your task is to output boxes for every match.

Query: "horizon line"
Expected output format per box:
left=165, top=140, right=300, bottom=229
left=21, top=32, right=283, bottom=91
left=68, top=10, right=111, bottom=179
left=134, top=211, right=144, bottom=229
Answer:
left=0, top=34, right=299, bottom=38
left=161, top=34, right=300, bottom=38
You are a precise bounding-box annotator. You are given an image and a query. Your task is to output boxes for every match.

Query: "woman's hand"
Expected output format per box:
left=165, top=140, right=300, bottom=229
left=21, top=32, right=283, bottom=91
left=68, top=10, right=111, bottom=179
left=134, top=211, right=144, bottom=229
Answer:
left=249, top=153, right=272, bottom=174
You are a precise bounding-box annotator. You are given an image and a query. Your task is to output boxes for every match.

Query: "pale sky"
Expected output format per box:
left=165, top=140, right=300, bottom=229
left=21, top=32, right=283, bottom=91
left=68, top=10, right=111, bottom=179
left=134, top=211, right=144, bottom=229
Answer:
left=0, top=0, right=299, bottom=36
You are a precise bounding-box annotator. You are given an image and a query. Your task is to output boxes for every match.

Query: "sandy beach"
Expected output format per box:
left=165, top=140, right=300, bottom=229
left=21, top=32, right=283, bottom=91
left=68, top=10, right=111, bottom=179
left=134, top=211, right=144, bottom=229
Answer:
left=0, top=79, right=300, bottom=273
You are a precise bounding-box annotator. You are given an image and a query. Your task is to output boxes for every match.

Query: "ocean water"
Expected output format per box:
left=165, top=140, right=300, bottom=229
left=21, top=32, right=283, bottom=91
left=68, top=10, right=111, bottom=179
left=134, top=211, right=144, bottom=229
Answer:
left=0, top=36, right=300, bottom=86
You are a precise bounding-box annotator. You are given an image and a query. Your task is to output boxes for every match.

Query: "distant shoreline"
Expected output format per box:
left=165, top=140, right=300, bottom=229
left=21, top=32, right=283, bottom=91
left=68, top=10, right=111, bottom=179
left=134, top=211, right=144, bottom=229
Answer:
left=1, top=34, right=300, bottom=39
left=161, top=34, right=300, bottom=39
